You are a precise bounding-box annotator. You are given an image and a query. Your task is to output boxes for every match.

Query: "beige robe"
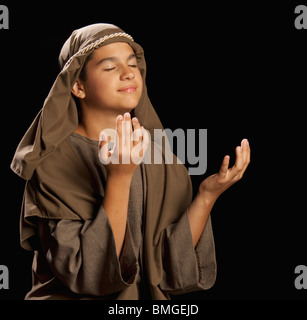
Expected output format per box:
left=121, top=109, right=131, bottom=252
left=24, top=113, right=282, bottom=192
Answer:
left=11, top=23, right=217, bottom=299
left=23, top=133, right=216, bottom=299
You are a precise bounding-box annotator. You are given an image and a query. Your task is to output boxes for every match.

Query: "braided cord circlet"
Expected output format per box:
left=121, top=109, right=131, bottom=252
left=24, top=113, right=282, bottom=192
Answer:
left=63, top=32, right=134, bottom=70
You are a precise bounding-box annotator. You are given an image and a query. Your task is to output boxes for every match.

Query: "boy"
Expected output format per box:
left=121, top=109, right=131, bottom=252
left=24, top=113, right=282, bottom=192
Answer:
left=11, top=23, right=250, bottom=299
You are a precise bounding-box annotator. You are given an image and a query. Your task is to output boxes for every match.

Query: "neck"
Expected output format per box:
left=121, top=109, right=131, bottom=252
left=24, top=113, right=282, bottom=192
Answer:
left=76, top=107, right=121, bottom=141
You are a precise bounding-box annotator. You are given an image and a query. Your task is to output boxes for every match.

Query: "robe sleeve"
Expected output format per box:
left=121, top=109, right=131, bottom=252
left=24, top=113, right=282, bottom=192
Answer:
left=160, top=211, right=216, bottom=295
left=37, top=207, right=138, bottom=297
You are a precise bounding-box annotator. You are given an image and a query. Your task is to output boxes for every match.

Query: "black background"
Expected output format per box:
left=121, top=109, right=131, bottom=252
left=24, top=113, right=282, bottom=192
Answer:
left=0, top=0, right=306, bottom=303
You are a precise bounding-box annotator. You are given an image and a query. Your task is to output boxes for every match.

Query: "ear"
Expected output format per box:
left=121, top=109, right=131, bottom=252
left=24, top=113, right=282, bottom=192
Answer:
left=72, top=79, right=86, bottom=99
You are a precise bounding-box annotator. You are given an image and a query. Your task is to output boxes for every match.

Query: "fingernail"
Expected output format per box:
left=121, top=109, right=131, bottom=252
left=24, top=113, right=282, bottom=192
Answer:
left=124, top=112, right=130, bottom=118
left=117, top=115, right=123, bottom=121
left=241, top=138, right=248, bottom=147
left=132, top=117, right=138, bottom=122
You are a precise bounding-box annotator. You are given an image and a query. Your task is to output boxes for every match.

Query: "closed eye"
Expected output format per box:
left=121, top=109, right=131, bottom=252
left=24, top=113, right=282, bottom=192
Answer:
left=105, top=65, right=137, bottom=71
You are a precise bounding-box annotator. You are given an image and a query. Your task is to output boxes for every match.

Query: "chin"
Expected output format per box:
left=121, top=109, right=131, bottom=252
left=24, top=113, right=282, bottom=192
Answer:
left=113, top=104, right=136, bottom=115
left=120, top=98, right=140, bottom=111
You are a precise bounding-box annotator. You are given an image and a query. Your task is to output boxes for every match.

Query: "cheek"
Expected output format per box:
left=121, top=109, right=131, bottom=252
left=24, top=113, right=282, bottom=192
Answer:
left=85, top=75, right=114, bottom=98
left=135, top=71, right=143, bottom=92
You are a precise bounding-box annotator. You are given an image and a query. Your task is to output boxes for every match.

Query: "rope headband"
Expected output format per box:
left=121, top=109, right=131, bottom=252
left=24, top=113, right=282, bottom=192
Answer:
left=63, top=32, right=134, bottom=70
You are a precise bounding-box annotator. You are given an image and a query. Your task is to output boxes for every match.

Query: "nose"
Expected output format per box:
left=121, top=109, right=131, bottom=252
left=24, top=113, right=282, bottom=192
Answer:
left=120, top=65, right=135, bottom=81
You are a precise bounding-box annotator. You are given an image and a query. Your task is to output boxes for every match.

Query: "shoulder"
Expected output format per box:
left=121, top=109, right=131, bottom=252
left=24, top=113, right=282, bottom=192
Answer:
left=36, top=136, right=96, bottom=188
left=29, top=137, right=101, bottom=220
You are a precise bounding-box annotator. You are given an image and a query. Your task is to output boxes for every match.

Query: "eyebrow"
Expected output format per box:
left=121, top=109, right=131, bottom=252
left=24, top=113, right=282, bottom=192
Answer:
left=96, top=53, right=137, bottom=66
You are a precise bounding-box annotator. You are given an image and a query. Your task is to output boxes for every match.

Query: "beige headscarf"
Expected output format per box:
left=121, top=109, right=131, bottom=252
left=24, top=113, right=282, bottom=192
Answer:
left=11, top=24, right=215, bottom=299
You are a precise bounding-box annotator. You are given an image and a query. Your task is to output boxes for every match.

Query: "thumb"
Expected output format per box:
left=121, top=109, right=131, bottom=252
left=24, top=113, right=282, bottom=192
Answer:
left=98, top=132, right=111, bottom=164
left=218, top=155, right=230, bottom=178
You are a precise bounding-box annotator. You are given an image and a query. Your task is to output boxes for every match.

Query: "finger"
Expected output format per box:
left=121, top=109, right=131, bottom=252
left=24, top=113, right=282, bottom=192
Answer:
left=116, top=115, right=123, bottom=147
left=228, top=144, right=243, bottom=180
left=241, top=139, right=249, bottom=166
left=246, top=140, right=251, bottom=166
left=99, top=131, right=107, bottom=149
left=239, top=139, right=251, bottom=177
left=132, top=117, right=142, bottom=145
left=130, top=126, right=148, bottom=164
left=241, top=139, right=247, bottom=166
left=98, top=132, right=111, bottom=164
left=230, top=139, right=251, bottom=181
left=133, top=128, right=143, bottom=146
left=123, top=112, right=132, bottom=146
left=132, top=117, right=141, bottom=131
left=234, top=145, right=244, bottom=172
left=219, top=155, right=230, bottom=178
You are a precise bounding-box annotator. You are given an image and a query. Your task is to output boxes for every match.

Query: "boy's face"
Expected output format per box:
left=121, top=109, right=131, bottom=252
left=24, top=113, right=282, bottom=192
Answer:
left=75, top=42, right=143, bottom=114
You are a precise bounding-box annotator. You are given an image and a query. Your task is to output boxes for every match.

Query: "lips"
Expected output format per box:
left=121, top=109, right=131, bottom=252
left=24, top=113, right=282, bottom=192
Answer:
left=118, top=85, right=136, bottom=93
